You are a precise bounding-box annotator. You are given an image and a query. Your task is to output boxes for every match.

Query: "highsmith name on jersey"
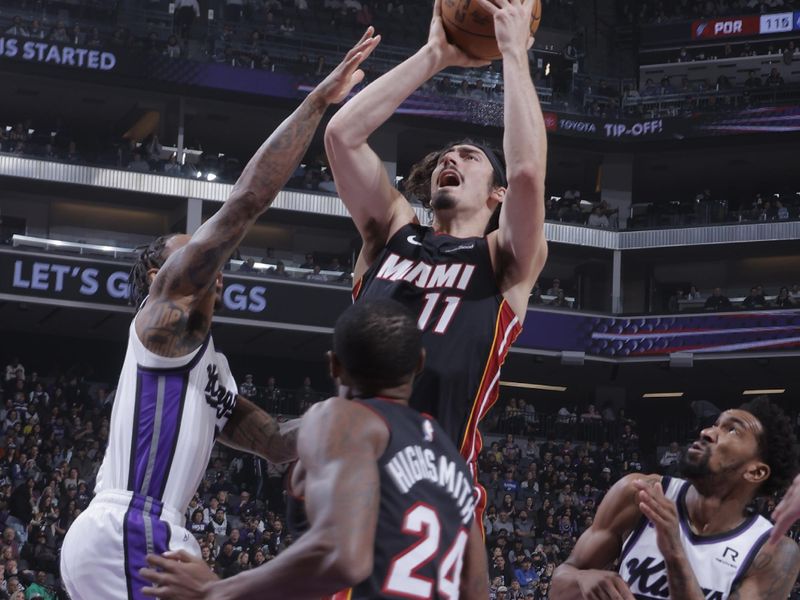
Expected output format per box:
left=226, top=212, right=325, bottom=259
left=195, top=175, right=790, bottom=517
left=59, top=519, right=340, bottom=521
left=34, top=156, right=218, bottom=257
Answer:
left=385, top=444, right=477, bottom=526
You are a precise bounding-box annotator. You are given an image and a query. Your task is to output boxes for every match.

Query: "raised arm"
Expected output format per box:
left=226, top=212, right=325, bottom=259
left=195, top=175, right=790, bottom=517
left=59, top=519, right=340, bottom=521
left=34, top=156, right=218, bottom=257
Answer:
left=325, top=0, right=487, bottom=270
left=216, top=395, right=300, bottom=464
left=478, top=0, right=548, bottom=319
left=551, top=474, right=650, bottom=600
left=141, top=398, right=388, bottom=600
left=136, top=31, right=380, bottom=355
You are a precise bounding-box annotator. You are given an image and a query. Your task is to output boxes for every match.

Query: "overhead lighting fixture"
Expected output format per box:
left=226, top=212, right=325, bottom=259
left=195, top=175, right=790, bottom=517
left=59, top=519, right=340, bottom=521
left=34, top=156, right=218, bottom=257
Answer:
left=206, top=173, right=218, bottom=182
left=500, top=381, right=567, bottom=392
left=642, top=392, right=684, bottom=398
left=742, top=389, right=785, bottom=395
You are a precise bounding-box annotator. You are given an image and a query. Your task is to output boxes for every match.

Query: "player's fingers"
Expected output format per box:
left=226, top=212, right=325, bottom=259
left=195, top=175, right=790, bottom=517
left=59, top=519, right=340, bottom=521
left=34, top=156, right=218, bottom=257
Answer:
left=139, top=567, right=166, bottom=584
left=768, top=514, right=793, bottom=545
left=145, top=553, right=175, bottom=569
left=162, top=549, right=195, bottom=562
left=356, top=26, right=374, bottom=47
left=611, top=575, right=637, bottom=600
left=141, top=586, right=159, bottom=598
left=475, top=0, right=501, bottom=14
left=639, top=500, right=667, bottom=527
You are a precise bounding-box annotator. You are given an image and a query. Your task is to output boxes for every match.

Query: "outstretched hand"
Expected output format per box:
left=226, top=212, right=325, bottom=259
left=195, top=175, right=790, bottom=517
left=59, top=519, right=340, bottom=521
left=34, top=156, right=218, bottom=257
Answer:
left=140, top=549, right=218, bottom=600
left=313, top=27, right=381, bottom=105
left=426, top=0, right=492, bottom=69
left=769, top=473, right=800, bottom=545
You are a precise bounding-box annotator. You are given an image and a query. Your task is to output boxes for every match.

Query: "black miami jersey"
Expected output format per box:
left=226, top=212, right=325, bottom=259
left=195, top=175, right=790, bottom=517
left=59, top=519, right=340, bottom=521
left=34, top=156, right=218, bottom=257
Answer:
left=316, top=397, right=476, bottom=600
left=353, top=223, right=521, bottom=465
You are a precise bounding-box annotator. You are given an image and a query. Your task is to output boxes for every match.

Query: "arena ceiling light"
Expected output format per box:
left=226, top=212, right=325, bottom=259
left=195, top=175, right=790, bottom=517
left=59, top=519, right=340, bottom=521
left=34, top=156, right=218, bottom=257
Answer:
left=499, top=381, right=567, bottom=392
left=742, top=389, right=785, bottom=395
left=642, top=392, right=684, bottom=398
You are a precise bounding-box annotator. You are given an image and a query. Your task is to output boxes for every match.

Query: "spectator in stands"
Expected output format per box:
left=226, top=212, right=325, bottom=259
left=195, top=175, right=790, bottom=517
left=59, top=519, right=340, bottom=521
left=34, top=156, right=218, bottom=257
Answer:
left=687, top=285, right=702, bottom=300
left=304, top=264, right=327, bottom=282
left=5, top=17, right=28, bottom=37
left=586, top=206, right=609, bottom=228
left=704, top=287, right=732, bottom=311
left=659, top=441, right=681, bottom=474
left=165, top=35, right=181, bottom=59
left=49, top=21, right=69, bottom=43
left=174, top=0, right=201, bottom=37
left=767, top=67, right=785, bottom=87
left=546, top=279, right=562, bottom=297
left=163, top=153, right=182, bottom=175
left=239, top=374, right=257, bottom=402
left=549, top=290, right=569, bottom=308
left=776, top=200, right=790, bottom=220
left=775, top=286, right=795, bottom=307
left=743, top=286, right=768, bottom=309
left=28, top=19, right=44, bottom=40
left=317, top=170, right=337, bottom=193
left=294, top=376, right=319, bottom=414
left=127, top=152, right=150, bottom=173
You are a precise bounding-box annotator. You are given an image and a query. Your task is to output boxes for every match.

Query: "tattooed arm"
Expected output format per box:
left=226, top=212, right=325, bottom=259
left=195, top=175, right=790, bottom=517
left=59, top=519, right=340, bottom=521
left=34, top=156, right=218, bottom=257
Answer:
left=217, top=396, right=300, bottom=464
left=136, top=30, right=381, bottom=358
left=729, top=537, right=800, bottom=599
left=142, top=398, right=388, bottom=600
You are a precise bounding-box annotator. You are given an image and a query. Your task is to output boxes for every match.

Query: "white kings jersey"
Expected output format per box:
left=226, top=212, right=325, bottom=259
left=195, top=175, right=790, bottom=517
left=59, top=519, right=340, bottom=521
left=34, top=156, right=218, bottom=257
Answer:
left=95, top=317, right=237, bottom=515
left=618, top=477, right=773, bottom=600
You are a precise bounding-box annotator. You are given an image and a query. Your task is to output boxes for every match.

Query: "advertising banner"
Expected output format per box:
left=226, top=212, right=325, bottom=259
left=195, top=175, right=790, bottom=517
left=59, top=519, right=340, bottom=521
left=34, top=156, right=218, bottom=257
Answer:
left=517, top=309, right=800, bottom=357
left=0, top=251, right=351, bottom=328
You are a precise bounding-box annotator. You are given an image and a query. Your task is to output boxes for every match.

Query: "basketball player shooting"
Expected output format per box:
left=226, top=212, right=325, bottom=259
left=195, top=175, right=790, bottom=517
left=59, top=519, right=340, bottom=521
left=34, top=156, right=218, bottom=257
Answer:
left=58, top=30, right=380, bottom=600
left=325, top=0, right=548, bottom=526
left=140, top=300, right=488, bottom=600
left=551, top=397, right=800, bottom=600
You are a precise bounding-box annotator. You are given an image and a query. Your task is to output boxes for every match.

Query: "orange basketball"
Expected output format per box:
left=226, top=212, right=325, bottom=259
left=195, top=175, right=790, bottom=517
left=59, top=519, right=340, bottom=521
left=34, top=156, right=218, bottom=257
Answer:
left=441, top=0, right=542, bottom=61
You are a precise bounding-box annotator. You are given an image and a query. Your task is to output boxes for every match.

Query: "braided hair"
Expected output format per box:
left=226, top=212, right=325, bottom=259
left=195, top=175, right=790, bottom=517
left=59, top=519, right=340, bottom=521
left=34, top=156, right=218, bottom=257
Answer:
left=128, top=234, right=177, bottom=309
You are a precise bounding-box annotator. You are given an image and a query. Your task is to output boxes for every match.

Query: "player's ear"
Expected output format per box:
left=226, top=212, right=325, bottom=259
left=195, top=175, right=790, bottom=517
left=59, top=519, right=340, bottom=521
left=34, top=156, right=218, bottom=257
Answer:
left=416, top=348, right=426, bottom=375
left=743, top=460, right=770, bottom=485
left=491, top=186, right=507, bottom=205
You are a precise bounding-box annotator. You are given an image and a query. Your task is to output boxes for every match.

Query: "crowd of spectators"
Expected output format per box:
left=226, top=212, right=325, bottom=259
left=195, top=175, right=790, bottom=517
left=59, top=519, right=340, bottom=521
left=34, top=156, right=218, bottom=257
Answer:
left=668, top=282, right=800, bottom=312
left=3, top=352, right=800, bottom=599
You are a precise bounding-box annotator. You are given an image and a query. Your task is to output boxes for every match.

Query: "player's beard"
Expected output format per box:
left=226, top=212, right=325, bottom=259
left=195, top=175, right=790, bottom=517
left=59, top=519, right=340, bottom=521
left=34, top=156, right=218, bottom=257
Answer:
left=679, top=445, right=711, bottom=479
left=431, top=188, right=458, bottom=211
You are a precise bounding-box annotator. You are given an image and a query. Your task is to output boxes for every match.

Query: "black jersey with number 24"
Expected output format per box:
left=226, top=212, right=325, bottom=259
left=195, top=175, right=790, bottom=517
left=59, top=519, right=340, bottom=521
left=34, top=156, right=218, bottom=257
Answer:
left=323, top=397, right=476, bottom=600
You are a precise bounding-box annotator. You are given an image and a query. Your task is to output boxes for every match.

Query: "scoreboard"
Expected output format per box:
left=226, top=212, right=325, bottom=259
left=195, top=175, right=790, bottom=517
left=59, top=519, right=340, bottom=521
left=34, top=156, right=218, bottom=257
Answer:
left=691, top=11, right=800, bottom=40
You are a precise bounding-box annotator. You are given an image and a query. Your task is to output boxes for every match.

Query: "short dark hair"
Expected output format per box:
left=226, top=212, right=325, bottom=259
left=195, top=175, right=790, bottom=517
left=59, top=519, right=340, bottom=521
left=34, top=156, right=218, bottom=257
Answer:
left=740, top=396, right=798, bottom=496
left=404, top=138, right=506, bottom=210
left=129, top=234, right=177, bottom=309
left=333, top=299, right=422, bottom=388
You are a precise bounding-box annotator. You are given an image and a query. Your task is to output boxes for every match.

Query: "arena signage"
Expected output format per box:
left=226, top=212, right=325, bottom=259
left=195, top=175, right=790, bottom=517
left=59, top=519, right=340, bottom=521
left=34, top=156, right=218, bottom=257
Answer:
left=0, top=37, right=116, bottom=71
left=518, top=308, right=800, bottom=358
left=691, top=16, right=759, bottom=39
left=0, top=250, right=350, bottom=328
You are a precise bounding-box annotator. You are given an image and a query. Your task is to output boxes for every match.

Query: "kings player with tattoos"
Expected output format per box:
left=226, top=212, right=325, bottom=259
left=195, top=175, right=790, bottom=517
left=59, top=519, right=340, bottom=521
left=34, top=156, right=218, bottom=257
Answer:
left=58, top=29, right=380, bottom=600
left=552, top=396, right=800, bottom=600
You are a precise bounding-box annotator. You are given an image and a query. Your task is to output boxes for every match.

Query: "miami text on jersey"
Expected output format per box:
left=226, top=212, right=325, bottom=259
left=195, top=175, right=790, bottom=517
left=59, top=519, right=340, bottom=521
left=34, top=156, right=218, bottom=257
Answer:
left=376, top=253, right=476, bottom=291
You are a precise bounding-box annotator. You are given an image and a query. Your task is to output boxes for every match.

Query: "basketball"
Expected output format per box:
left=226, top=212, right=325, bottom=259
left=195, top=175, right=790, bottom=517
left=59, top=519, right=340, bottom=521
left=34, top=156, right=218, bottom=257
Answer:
left=441, top=0, right=542, bottom=61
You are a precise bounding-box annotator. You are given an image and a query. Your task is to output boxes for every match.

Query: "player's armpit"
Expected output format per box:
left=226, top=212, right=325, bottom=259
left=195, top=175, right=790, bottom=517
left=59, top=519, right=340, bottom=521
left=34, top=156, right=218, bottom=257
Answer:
left=730, top=536, right=800, bottom=599
left=217, top=395, right=300, bottom=464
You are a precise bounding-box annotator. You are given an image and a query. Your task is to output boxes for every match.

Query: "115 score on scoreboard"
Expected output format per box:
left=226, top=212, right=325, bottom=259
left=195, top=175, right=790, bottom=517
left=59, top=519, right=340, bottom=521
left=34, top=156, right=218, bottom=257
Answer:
left=759, top=12, right=795, bottom=34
